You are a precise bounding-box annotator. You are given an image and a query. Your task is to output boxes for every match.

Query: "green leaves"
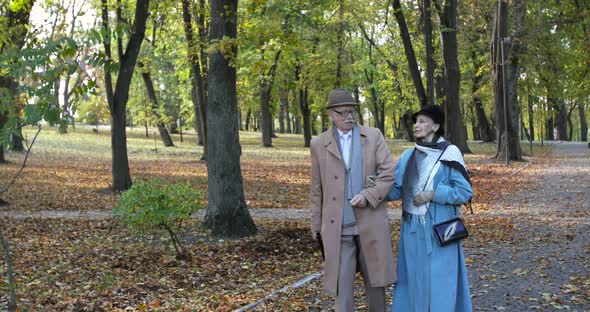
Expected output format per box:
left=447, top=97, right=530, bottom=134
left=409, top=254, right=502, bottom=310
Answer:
left=113, top=179, right=204, bottom=257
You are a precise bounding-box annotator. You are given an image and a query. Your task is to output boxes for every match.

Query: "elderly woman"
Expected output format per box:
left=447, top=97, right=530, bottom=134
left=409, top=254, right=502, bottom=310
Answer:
left=388, top=105, right=472, bottom=312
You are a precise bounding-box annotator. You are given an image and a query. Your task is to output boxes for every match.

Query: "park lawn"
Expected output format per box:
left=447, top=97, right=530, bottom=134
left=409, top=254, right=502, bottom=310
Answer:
left=0, top=125, right=549, bottom=212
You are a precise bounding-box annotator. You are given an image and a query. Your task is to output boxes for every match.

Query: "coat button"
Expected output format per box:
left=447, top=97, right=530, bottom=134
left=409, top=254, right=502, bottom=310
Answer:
left=332, top=196, right=337, bottom=201
left=378, top=196, right=382, bottom=200
left=334, top=175, right=338, bottom=180
left=330, top=219, right=334, bottom=223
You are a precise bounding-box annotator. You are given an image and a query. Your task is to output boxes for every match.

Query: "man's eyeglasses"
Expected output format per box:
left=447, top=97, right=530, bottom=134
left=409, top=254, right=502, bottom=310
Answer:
left=331, top=109, right=357, bottom=118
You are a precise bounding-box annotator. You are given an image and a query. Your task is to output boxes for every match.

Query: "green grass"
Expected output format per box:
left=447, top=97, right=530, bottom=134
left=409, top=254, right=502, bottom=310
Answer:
left=19, top=123, right=554, bottom=164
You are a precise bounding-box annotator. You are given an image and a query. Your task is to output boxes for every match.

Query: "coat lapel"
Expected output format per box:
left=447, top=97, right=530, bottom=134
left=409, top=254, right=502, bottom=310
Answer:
left=359, top=126, right=368, bottom=176
left=325, top=127, right=342, bottom=161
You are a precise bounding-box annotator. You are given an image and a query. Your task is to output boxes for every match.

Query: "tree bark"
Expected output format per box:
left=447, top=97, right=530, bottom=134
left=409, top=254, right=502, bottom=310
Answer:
left=491, top=0, right=522, bottom=161
left=391, top=0, right=427, bottom=107
left=295, top=60, right=312, bottom=147
left=204, top=0, right=256, bottom=238
left=527, top=83, right=535, bottom=141
left=424, top=0, right=435, bottom=106
left=181, top=0, right=208, bottom=159
left=401, top=112, right=415, bottom=142
left=139, top=64, right=174, bottom=147
left=0, top=0, right=34, bottom=160
left=579, top=102, right=587, bottom=141
left=435, top=0, right=470, bottom=153
left=260, top=49, right=282, bottom=147
left=102, top=0, right=150, bottom=191
left=470, top=45, right=494, bottom=142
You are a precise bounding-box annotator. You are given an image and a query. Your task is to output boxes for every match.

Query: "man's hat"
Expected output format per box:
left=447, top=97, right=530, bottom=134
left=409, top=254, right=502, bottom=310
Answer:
left=327, top=89, right=359, bottom=109
left=412, top=105, right=445, bottom=135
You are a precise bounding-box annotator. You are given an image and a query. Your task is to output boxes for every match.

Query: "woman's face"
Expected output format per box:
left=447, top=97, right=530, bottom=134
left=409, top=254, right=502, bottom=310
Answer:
left=415, top=114, right=439, bottom=142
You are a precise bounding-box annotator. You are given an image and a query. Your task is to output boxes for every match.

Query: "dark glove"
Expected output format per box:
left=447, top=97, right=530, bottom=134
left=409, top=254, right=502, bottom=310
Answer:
left=413, top=191, right=434, bottom=206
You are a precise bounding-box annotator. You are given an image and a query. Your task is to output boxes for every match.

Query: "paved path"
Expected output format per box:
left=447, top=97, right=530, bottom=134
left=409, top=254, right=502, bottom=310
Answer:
left=469, top=142, right=590, bottom=311
left=0, top=206, right=402, bottom=221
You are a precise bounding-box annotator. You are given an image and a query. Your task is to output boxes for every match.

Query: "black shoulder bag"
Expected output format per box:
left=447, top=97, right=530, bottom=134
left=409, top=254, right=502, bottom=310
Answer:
left=424, top=146, right=469, bottom=246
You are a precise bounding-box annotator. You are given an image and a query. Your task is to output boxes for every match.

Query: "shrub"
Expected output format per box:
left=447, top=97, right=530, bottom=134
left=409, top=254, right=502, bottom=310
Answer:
left=113, top=179, right=203, bottom=259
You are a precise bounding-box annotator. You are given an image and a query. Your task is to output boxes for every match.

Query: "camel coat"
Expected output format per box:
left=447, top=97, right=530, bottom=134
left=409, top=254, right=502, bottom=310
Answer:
left=310, top=125, right=396, bottom=294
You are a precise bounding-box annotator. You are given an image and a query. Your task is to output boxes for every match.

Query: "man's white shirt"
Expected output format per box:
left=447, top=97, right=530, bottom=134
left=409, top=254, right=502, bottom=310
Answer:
left=337, top=128, right=352, bottom=168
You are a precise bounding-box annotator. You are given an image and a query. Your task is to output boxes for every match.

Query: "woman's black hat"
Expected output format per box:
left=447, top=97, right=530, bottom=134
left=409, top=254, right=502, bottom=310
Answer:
left=412, top=105, right=445, bottom=135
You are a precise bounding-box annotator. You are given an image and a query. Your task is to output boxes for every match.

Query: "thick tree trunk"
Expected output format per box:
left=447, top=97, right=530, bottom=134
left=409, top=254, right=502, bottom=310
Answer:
left=204, top=0, right=256, bottom=238
left=579, top=103, right=587, bottom=141
left=492, top=0, right=522, bottom=161
left=139, top=64, right=174, bottom=147
left=437, top=0, right=470, bottom=153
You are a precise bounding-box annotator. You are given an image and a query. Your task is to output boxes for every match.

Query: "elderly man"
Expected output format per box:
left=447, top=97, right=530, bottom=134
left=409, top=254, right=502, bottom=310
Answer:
left=310, top=88, right=396, bottom=312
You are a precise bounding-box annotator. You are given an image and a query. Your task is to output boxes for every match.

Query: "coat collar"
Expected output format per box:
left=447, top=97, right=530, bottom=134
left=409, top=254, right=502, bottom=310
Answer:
left=324, top=125, right=368, bottom=160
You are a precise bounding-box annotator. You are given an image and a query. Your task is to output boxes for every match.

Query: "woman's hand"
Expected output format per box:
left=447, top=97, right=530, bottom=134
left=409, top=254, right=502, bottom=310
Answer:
left=413, top=191, right=434, bottom=206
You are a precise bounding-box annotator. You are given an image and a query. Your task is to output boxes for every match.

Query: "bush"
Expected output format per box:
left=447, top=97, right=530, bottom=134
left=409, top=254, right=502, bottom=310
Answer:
left=113, top=179, right=203, bottom=259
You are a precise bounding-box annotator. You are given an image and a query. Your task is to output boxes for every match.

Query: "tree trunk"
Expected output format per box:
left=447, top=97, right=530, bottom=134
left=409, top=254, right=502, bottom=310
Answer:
left=401, top=112, right=415, bottom=142
left=260, top=49, right=282, bottom=147
left=579, top=102, right=587, bottom=141
left=527, top=82, right=535, bottom=141
left=278, top=90, right=286, bottom=134
left=437, top=0, right=470, bottom=153
left=245, top=108, right=251, bottom=131
left=335, top=0, right=344, bottom=88
left=295, top=61, right=312, bottom=147
left=139, top=64, right=174, bottom=147
left=392, top=0, right=427, bottom=107
left=204, top=0, right=256, bottom=238
left=353, top=85, right=364, bottom=126
left=102, top=0, right=150, bottom=191
left=470, top=49, right=494, bottom=142
left=0, top=0, right=34, bottom=159
left=492, top=0, right=521, bottom=161
left=424, top=0, right=435, bottom=106
left=181, top=0, right=208, bottom=158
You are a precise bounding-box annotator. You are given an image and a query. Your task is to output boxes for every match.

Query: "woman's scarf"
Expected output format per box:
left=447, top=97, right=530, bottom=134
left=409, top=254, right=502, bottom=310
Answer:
left=401, top=137, right=469, bottom=217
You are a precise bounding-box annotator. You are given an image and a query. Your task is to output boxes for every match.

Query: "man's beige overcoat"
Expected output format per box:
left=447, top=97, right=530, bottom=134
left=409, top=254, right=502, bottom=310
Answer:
left=310, top=125, right=396, bottom=294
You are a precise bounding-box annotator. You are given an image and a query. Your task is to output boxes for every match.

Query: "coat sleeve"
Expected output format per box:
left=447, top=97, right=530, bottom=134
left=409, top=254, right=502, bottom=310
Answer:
left=432, top=162, right=472, bottom=206
left=360, top=130, right=395, bottom=208
left=309, top=139, right=323, bottom=233
left=386, top=148, right=411, bottom=201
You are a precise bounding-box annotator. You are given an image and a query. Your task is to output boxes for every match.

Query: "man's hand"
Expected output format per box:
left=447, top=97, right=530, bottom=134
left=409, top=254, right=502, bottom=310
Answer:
left=350, top=194, right=368, bottom=208
left=364, top=174, right=378, bottom=188
left=413, top=191, right=434, bottom=206
left=312, top=231, right=320, bottom=241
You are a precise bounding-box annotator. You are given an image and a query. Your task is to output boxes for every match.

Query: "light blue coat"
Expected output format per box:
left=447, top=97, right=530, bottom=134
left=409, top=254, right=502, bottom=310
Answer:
left=389, top=147, right=472, bottom=312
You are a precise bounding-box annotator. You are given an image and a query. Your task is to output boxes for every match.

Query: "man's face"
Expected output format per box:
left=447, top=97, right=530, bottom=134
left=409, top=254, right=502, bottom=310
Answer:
left=329, top=105, right=357, bottom=133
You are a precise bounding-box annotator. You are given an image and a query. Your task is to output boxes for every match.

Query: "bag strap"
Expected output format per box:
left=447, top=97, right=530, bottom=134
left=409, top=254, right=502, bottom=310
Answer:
left=424, top=145, right=450, bottom=221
